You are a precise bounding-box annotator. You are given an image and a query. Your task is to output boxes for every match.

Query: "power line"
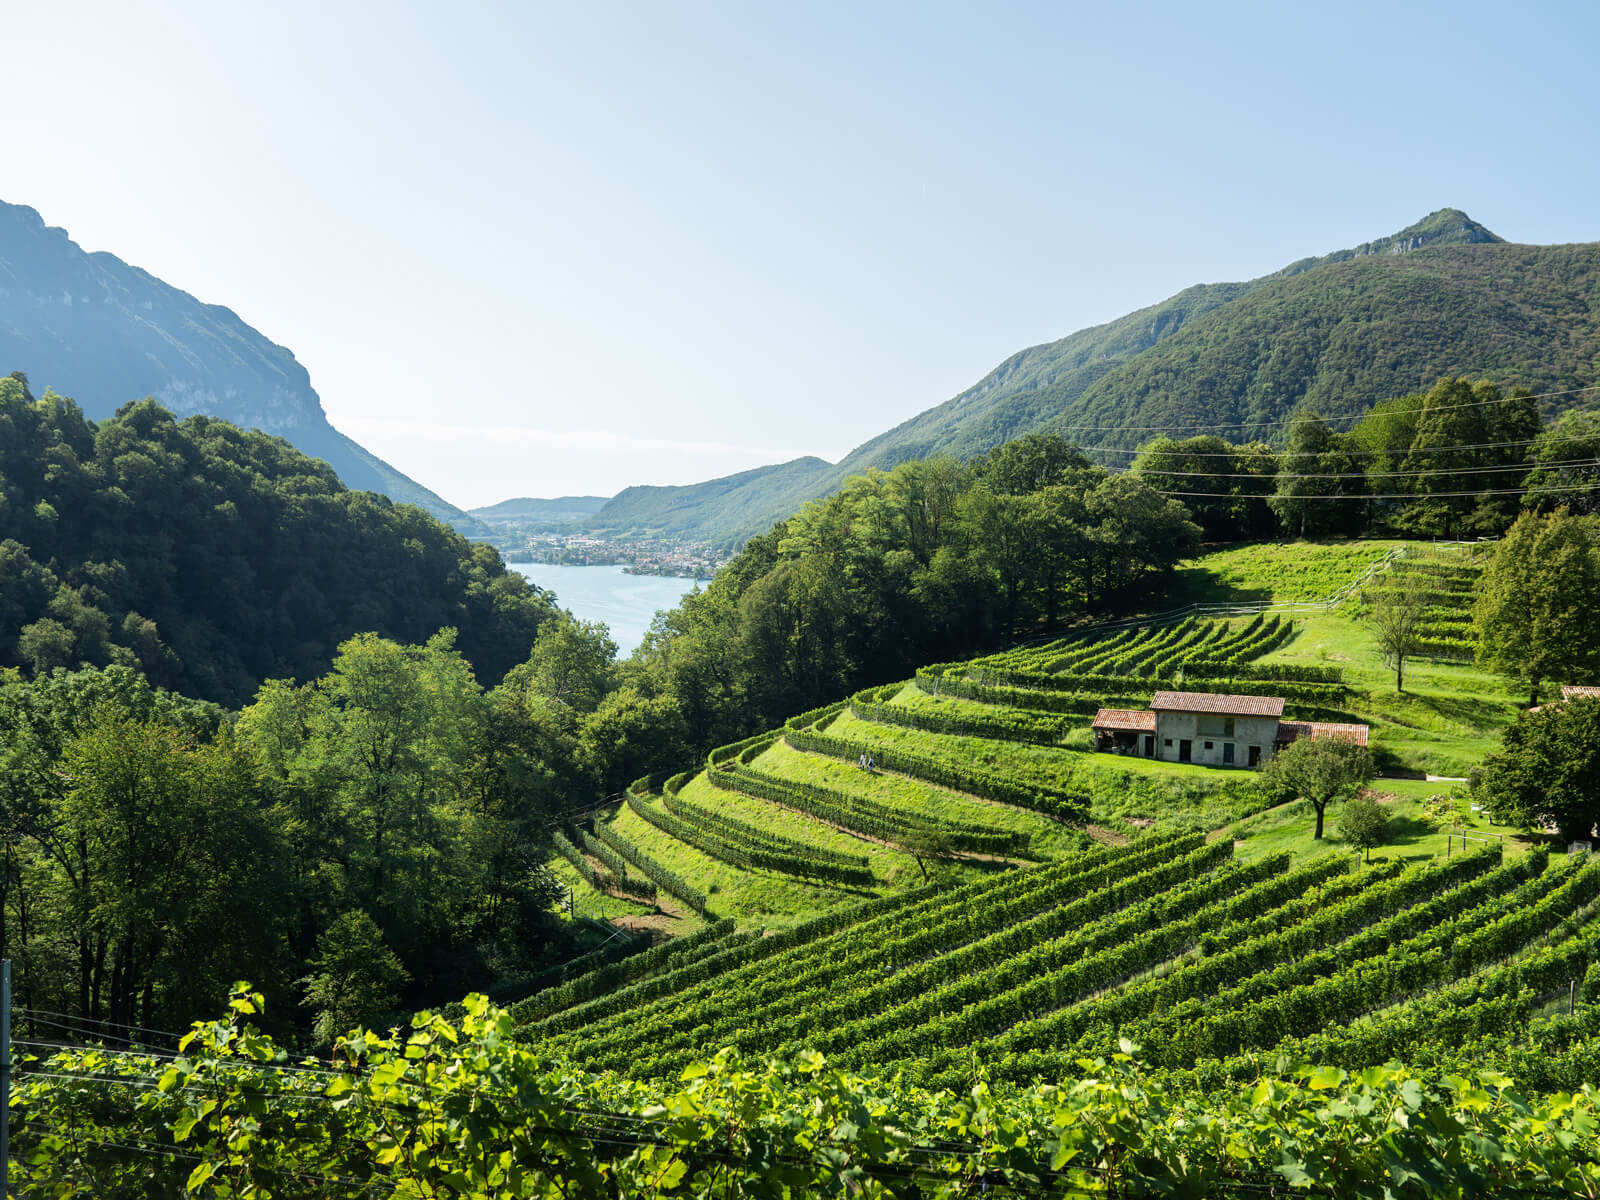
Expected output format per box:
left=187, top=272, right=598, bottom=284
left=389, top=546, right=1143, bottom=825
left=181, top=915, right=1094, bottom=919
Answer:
left=1054, top=381, right=1600, bottom=436
left=16, top=1008, right=194, bottom=1045
left=1122, top=456, right=1599, bottom=482
left=1099, top=435, right=1567, bottom=459
left=1153, top=481, right=1600, bottom=501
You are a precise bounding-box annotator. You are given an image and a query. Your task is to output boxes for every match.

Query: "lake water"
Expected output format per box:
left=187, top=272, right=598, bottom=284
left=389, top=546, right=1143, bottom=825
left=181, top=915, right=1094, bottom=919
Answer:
left=507, top=563, right=702, bottom=657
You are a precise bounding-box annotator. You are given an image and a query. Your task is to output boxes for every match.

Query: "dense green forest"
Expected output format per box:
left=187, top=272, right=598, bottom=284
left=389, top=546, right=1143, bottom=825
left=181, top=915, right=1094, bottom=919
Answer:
left=0, top=618, right=627, bottom=1040
left=0, top=372, right=556, bottom=704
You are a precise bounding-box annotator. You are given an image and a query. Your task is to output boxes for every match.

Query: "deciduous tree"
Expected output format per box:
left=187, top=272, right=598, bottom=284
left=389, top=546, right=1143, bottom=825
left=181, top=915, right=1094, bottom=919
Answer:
left=1337, top=795, right=1390, bottom=861
left=1474, top=510, right=1600, bottom=706
left=1366, top=576, right=1430, bottom=693
left=1262, top=736, right=1375, bottom=840
left=1474, top=698, right=1600, bottom=843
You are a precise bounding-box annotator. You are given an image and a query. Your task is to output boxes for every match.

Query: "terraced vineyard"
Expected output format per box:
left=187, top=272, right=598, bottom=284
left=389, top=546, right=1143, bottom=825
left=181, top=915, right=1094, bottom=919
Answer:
left=1357, top=544, right=1484, bottom=661
left=528, top=538, right=1555, bottom=1104
left=21, top=537, right=1593, bottom=1196
left=1166, top=539, right=1411, bottom=604
left=519, top=835, right=1600, bottom=1091
left=920, top=614, right=1347, bottom=714
left=545, top=548, right=1492, bottom=940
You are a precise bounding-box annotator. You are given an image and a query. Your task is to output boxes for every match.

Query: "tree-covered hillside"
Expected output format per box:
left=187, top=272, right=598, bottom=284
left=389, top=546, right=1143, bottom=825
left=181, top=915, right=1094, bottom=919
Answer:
left=1054, top=239, right=1600, bottom=452
left=0, top=375, right=558, bottom=703
left=578, top=209, right=1600, bottom=546
left=586, top=455, right=834, bottom=548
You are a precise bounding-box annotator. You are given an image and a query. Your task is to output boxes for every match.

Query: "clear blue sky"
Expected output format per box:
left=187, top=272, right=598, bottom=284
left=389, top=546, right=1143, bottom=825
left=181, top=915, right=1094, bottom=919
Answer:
left=8, top=1, right=1600, bottom=507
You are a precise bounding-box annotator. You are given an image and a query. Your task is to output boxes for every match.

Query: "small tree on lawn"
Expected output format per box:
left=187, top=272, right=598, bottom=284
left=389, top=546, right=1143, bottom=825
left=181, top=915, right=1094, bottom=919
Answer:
left=1473, top=697, right=1600, bottom=843
left=1262, top=736, right=1375, bottom=841
left=1337, top=795, right=1390, bottom=862
left=1366, top=576, right=1430, bottom=693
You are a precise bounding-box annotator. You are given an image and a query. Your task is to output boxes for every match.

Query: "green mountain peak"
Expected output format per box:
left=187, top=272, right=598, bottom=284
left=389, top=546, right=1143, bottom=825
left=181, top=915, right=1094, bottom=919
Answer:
left=1274, top=208, right=1504, bottom=278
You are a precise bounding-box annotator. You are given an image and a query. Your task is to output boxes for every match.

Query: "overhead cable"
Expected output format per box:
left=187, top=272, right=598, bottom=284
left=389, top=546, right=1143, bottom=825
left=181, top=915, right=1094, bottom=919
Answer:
left=1055, top=382, right=1600, bottom=435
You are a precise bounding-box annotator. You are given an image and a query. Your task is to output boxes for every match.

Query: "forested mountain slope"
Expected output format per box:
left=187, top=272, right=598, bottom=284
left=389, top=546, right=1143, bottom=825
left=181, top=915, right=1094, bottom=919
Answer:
left=585, top=209, right=1600, bottom=546
left=586, top=454, right=833, bottom=543
left=0, top=380, right=557, bottom=703
left=0, top=198, right=480, bottom=529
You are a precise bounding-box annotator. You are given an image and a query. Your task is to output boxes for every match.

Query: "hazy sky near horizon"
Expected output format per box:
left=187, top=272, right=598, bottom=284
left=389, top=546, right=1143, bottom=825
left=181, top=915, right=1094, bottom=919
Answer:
left=8, top=1, right=1600, bottom=508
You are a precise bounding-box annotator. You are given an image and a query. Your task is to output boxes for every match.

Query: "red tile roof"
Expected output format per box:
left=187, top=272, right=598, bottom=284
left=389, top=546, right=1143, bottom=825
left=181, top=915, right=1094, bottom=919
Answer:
left=1561, top=685, right=1600, bottom=701
left=1277, top=720, right=1370, bottom=748
left=1149, top=690, right=1285, bottom=718
left=1092, top=707, right=1156, bottom=733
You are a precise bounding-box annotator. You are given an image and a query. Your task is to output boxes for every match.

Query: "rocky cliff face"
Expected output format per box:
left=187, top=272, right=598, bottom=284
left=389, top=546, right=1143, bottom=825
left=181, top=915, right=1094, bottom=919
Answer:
left=1273, top=207, right=1503, bottom=278
left=0, top=199, right=474, bottom=527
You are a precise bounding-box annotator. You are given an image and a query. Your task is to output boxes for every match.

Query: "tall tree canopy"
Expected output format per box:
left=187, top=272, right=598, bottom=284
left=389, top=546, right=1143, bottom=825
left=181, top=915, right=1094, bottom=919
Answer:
left=0, top=380, right=560, bottom=703
left=1474, top=509, right=1600, bottom=706
left=4, top=625, right=585, bottom=1039
left=1268, top=412, right=1365, bottom=538
left=1131, top=434, right=1276, bottom=543
left=1474, top=698, right=1600, bottom=843
left=1261, top=737, right=1375, bottom=841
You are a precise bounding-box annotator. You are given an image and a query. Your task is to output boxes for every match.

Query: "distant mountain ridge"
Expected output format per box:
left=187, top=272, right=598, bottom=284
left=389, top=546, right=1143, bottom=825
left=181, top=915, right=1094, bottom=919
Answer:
left=0, top=199, right=479, bottom=530
left=573, top=208, right=1598, bottom=547
left=469, top=495, right=611, bottom=533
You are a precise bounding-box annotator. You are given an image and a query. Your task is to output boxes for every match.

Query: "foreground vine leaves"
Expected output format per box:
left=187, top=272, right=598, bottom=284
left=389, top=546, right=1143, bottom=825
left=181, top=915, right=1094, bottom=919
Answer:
left=12, top=985, right=1600, bottom=1197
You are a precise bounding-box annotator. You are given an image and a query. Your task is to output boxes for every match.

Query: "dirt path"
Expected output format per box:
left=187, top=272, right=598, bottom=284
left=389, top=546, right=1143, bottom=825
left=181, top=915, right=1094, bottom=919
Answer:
left=610, top=912, right=684, bottom=937
left=1086, top=824, right=1131, bottom=846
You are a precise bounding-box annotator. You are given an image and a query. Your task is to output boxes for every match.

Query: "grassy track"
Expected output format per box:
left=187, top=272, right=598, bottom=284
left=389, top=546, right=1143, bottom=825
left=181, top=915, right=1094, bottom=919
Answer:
left=749, top=738, right=1084, bottom=859
left=1163, top=539, right=1410, bottom=605
left=546, top=857, right=660, bottom=923
left=602, top=801, right=888, bottom=931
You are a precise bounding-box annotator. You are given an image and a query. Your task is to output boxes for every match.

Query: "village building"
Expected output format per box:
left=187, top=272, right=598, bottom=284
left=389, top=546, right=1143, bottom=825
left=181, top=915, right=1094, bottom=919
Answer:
left=1091, top=690, right=1368, bottom=768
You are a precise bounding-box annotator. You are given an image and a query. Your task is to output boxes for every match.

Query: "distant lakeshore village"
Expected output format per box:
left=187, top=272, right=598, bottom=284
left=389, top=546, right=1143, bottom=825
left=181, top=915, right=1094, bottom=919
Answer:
left=496, top=533, right=723, bottom=579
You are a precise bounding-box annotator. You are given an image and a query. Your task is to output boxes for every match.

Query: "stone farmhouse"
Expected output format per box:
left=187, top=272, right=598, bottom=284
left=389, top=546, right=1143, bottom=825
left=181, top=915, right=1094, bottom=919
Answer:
left=1092, top=690, right=1369, bottom=769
